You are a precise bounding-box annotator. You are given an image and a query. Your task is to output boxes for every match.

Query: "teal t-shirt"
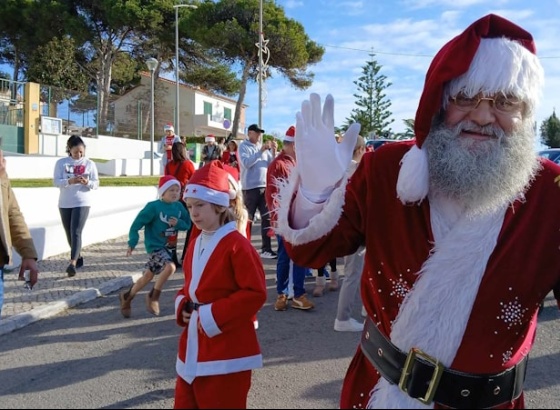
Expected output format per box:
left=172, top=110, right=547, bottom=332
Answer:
left=128, top=199, right=191, bottom=253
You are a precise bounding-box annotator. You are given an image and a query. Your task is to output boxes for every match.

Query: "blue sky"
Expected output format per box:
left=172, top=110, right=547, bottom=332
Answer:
left=243, top=0, right=560, bottom=143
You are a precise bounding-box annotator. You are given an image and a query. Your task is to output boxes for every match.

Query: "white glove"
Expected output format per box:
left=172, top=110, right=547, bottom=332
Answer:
left=295, top=93, right=361, bottom=203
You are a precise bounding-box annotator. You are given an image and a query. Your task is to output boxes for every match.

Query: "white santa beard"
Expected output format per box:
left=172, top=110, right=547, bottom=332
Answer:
left=423, top=119, right=540, bottom=217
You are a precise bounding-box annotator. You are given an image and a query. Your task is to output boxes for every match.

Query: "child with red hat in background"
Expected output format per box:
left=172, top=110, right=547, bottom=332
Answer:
left=174, top=160, right=267, bottom=409
left=119, top=175, right=191, bottom=318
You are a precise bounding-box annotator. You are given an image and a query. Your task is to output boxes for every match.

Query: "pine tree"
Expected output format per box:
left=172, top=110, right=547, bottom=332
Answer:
left=345, top=52, right=394, bottom=138
left=540, top=110, right=560, bottom=148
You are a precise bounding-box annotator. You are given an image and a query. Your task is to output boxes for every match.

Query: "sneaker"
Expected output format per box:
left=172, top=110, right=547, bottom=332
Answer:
left=260, top=250, right=277, bottom=259
left=291, top=294, right=314, bottom=310
left=76, top=256, right=84, bottom=269
left=66, top=264, right=77, bottom=277
left=274, top=294, right=288, bottom=311
left=334, top=318, right=364, bottom=332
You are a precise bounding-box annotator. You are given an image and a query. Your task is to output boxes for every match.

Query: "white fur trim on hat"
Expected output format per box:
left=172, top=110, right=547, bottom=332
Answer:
left=164, top=124, right=174, bottom=132
left=284, top=125, right=296, bottom=142
left=183, top=183, right=229, bottom=207
left=159, top=179, right=180, bottom=197
left=396, top=145, right=429, bottom=204
left=205, top=136, right=216, bottom=143
left=227, top=174, right=239, bottom=200
left=442, top=37, right=544, bottom=116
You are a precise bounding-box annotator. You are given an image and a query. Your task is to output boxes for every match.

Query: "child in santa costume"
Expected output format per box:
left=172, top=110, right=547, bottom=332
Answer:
left=158, top=123, right=181, bottom=168
left=120, top=175, right=191, bottom=318
left=274, top=14, right=560, bottom=409
left=174, top=160, right=267, bottom=409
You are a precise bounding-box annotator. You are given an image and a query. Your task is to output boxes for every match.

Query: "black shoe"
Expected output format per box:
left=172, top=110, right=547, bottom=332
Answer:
left=66, top=264, right=77, bottom=277
left=76, top=257, right=84, bottom=269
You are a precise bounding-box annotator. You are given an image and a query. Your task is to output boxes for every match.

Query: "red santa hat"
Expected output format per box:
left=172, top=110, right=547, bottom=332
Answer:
left=396, top=14, right=544, bottom=204
left=223, top=163, right=240, bottom=198
left=284, top=126, right=295, bottom=142
left=184, top=160, right=231, bottom=207
left=205, top=134, right=216, bottom=143
left=164, top=123, right=174, bottom=133
left=158, top=175, right=180, bottom=197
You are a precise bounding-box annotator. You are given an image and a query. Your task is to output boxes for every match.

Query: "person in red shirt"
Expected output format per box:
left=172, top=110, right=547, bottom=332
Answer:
left=221, top=139, right=240, bottom=172
left=158, top=123, right=181, bottom=169
left=165, top=142, right=196, bottom=202
left=265, top=126, right=314, bottom=311
left=165, top=141, right=196, bottom=266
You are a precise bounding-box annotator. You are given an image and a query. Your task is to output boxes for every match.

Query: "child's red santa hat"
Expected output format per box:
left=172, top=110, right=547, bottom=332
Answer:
left=396, top=14, right=544, bottom=204
left=184, top=160, right=231, bottom=207
left=284, top=126, right=295, bottom=142
left=164, top=123, right=174, bottom=133
left=158, top=175, right=180, bottom=197
left=223, top=163, right=240, bottom=198
left=205, top=134, right=216, bottom=143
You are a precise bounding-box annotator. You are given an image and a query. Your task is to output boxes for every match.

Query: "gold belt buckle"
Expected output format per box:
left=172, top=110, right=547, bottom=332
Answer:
left=398, top=347, right=444, bottom=405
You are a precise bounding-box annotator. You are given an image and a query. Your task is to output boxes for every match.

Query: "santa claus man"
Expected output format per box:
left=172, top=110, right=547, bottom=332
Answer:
left=274, top=14, right=560, bottom=409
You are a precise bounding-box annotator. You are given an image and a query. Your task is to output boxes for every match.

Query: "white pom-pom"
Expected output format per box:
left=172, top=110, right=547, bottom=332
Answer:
left=227, top=174, right=239, bottom=200
left=396, top=145, right=429, bottom=204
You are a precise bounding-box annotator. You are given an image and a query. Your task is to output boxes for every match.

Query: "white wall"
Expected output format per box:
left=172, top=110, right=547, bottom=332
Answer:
left=38, top=133, right=157, bottom=159
left=5, top=132, right=169, bottom=178
left=11, top=186, right=158, bottom=265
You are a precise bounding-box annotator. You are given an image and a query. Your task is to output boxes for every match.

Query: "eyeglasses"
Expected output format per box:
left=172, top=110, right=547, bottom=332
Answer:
left=449, top=92, right=524, bottom=114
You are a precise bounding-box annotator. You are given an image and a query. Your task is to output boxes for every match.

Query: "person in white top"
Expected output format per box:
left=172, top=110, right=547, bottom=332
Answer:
left=53, top=135, right=99, bottom=277
left=158, top=123, right=181, bottom=168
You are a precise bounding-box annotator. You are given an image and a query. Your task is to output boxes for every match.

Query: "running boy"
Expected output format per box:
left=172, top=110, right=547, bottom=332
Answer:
left=119, top=175, right=191, bottom=318
left=174, top=161, right=267, bottom=409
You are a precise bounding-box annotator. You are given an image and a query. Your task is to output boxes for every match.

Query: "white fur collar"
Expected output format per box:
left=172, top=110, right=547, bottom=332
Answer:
left=367, top=202, right=507, bottom=408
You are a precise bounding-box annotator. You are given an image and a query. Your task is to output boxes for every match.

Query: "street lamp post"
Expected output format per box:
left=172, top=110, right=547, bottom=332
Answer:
left=174, top=3, right=197, bottom=137
left=258, top=0, right=263, bottom=128
left=146, top=57, right=158, bottom=176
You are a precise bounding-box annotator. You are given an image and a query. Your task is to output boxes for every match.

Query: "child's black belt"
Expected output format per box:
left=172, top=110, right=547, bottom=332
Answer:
left=360, top=317, right=527, bottom=408
left=184, top=301, right=205, bottom=313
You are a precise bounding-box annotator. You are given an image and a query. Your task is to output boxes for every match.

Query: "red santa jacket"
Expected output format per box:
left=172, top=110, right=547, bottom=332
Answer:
left=174, top=222, right=267, bottom=383
left=265, top=151, right=296, bottom=228
left=275, top=141, right=560, bottom=409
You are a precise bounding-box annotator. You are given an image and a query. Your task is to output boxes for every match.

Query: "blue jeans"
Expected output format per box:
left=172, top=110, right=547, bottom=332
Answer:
left=276, top=235, right=307, bottom=298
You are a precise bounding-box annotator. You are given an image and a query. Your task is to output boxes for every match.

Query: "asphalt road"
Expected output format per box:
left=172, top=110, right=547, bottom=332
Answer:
left=0, top=248, right=558, bottom=408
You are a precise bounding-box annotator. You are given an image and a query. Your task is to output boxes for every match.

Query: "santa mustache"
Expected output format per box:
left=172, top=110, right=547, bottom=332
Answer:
left=450, top=120, right=507, bottom=141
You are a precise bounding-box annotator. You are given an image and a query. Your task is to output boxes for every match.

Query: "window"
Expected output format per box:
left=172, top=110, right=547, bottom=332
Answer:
left=203, top=101, right=212, bottom=116
left=224, top=107, right=232, bottom=120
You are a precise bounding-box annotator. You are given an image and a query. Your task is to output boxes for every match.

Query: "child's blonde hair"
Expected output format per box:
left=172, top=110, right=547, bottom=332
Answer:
left=228, top=179, right=249, bottom=235
left=210, top=203, right=233, bottom=226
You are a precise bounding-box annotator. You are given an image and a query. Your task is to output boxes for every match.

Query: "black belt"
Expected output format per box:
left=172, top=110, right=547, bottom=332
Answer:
left=184, top=301, right=204, bottom=313
left=361, top=318, right=527, bottom=408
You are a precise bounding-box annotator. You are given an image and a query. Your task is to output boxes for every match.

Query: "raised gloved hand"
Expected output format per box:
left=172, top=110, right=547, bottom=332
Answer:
left=295, top=93, right=361, bottom=202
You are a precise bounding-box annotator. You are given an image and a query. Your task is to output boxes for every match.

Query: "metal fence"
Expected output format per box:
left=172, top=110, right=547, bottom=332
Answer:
left=0, top=78, right=25, bottom=127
